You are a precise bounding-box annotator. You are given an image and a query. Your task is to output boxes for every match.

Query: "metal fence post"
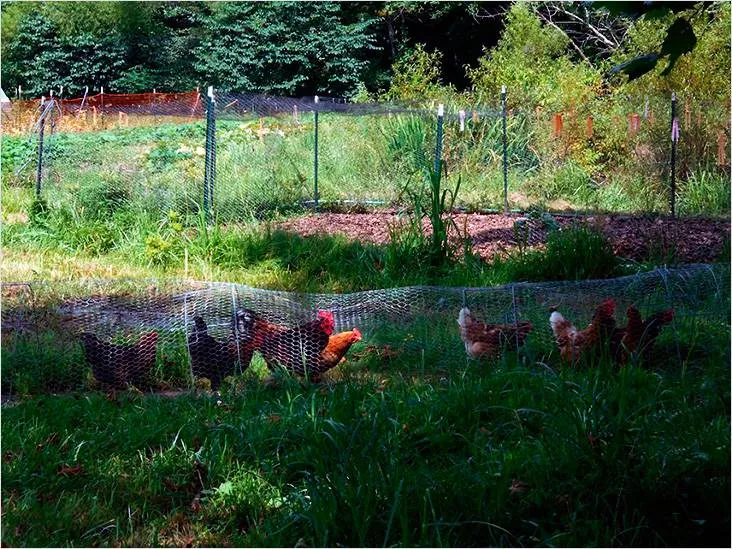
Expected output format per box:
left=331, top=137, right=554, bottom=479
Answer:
left=502, top=84, right=508, bottom=214
left=313, top=95, right=319, bottom=210
left=35, top=97, right=47, bottom=199
left=670, top=92, right=678, bottom=218
left=204, top=86, right=216, bottom=223
left=434, top=103, right=444, bottom=175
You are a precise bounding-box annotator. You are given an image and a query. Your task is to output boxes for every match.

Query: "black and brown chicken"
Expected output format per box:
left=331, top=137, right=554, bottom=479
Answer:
left=81, top=331, right=158, bottom=389
left=188, top=313, right=260, bottom=390
left=611, top=306, right=675, bottom=364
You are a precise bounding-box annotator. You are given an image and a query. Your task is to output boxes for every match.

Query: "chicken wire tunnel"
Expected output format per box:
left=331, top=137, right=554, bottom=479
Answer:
left=1, top=264, right=729, bottom=398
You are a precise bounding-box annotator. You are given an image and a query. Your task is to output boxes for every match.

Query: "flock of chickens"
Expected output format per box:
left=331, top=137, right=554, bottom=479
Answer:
left=80, top=308, right=362, bottom=390
left=458, top=298, right=674, bottom=365
left=79, top=298, right=674, bottom=390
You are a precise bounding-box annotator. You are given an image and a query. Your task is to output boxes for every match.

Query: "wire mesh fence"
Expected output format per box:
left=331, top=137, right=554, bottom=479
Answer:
left=2, top=89, right=729, bottom=224
left=2, top=264, right=728, bottom=400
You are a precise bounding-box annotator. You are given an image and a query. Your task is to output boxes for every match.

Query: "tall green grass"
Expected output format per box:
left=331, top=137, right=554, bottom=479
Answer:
left=2, top=329, right=729, bottom=547
left=6, top=114, right=727, bottom=221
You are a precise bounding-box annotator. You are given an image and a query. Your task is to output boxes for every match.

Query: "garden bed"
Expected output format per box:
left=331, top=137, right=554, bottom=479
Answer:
left=277, top=212, right=730, bottom=263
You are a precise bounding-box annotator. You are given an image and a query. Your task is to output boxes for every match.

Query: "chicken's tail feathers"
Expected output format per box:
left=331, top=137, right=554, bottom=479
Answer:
left=192, top=316, right=208, bottom=332
left=549, top=311, right=569, bottom=336
left=457, top=307, right=471, bottom=328
left=598, top=298, right=617, bottom=317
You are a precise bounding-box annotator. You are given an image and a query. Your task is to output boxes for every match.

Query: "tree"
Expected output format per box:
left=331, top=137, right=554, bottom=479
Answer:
left=194, top=2, right=378, bottom=97
left=1, top=11, right=127, bottom=97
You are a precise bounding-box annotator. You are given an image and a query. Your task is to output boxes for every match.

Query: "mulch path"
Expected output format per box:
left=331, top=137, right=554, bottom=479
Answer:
left=276, top=212, right=730, bottom=263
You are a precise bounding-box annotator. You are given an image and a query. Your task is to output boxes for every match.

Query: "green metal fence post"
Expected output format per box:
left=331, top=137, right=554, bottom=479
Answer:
left=35, top=97, right=47, bottom=199
left=670, top=92, right=678, bottom=218
left=204, top=86, right=216, bottom=223
left=502, top=84, right=508, bottom=214
left=434, top=103, right=444, bottom=175
left=313, top=95, right=320, bottom=210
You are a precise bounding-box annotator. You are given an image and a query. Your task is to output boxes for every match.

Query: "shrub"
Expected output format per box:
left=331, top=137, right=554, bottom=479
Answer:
left=499, top=223, right=619, bottom=281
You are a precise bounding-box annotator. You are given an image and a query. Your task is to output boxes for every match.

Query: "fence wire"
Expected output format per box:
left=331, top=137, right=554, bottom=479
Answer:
left=2, top=89, right=729, bottom=224
left=2, top=264, right=728, bottom=400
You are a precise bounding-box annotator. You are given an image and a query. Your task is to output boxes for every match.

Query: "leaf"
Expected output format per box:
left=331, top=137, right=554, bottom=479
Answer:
left=57, top=463, right=84, bottom=476
left=660, top=18, right=697, bottom=75
left=216, top=480, right=234, bottom=496
left=607, top=54, right=660, bottom=81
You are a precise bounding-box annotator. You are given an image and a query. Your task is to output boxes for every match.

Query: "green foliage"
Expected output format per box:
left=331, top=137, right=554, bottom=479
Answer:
left=384, top=44, right=446, bottom=102
left=468, top=3, right=601, bottom=111
left=1, top=11, right=128, bottom=97
left=1, top=325, right=729, bottom=546
left=194, top=2, right=378, bottom=96
left=677, top=169, right=732, bottom=217
left=602, top=1, right=708, bottom=80
left=613, top=2, right=730, bottom=101
left=499, top=224, right=621, bottom=282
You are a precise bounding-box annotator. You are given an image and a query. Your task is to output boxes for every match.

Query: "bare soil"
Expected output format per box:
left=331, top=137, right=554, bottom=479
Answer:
left=277, top=212, right=730, bottom=263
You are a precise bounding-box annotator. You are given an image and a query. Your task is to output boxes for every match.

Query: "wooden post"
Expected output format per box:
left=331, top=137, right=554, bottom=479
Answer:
left=717, top=131, right=728, bottom=167
left=472, top=110, right=479, bottom=123
left=552, top=113, right=563, bottom=137
left=586, top=115, right=594, bottom=138
left=628, top=113, right=641, bottom=137
left=684, top=102, right=691, bottom=129
left=459, top=109, right=465, bottom=132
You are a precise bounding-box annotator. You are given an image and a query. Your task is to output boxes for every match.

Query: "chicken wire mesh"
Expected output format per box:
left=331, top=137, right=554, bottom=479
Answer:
left=4, top=90, right=727, bottom=225
left=2, top=264, right=728, bottom=400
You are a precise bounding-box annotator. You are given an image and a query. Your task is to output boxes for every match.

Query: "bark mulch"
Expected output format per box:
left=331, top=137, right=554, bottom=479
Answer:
left=276, top=212, right=730, bottom=263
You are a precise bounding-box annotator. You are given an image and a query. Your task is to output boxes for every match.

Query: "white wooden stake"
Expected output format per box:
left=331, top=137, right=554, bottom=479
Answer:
left=459, top=109, right=466, bottom=132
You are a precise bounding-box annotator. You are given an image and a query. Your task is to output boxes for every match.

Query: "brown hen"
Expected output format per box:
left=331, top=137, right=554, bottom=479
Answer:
left=457, top=308, right=533, bottom=359
left=550, top=299, right=616, bottom=363
left=612, top=306, right=674, bottom=363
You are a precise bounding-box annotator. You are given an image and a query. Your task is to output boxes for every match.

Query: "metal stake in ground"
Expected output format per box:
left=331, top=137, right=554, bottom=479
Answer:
left=670, top=92, right=678, bottom=218
left=35, top=97, right=47, bottom=199
left=502, top=84, right=508, bottom=214
left=313, top=95, right=320, bottom=210
left=434, top=103, right=444, bottom=175
left=204, top=86, right=216, bottom=223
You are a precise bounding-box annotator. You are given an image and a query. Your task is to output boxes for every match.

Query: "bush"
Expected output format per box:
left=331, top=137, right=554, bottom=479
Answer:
left=499, top=223, right=620, bottom=281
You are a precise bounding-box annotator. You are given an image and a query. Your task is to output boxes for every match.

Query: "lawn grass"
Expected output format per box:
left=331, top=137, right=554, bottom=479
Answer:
left=2, top=339, right=729, bottom=547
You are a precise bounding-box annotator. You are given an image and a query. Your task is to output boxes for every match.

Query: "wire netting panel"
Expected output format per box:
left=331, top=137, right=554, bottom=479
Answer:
left=2, top=265, right=728, bottom=399
left=4, top=90, right=729, bottom=223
